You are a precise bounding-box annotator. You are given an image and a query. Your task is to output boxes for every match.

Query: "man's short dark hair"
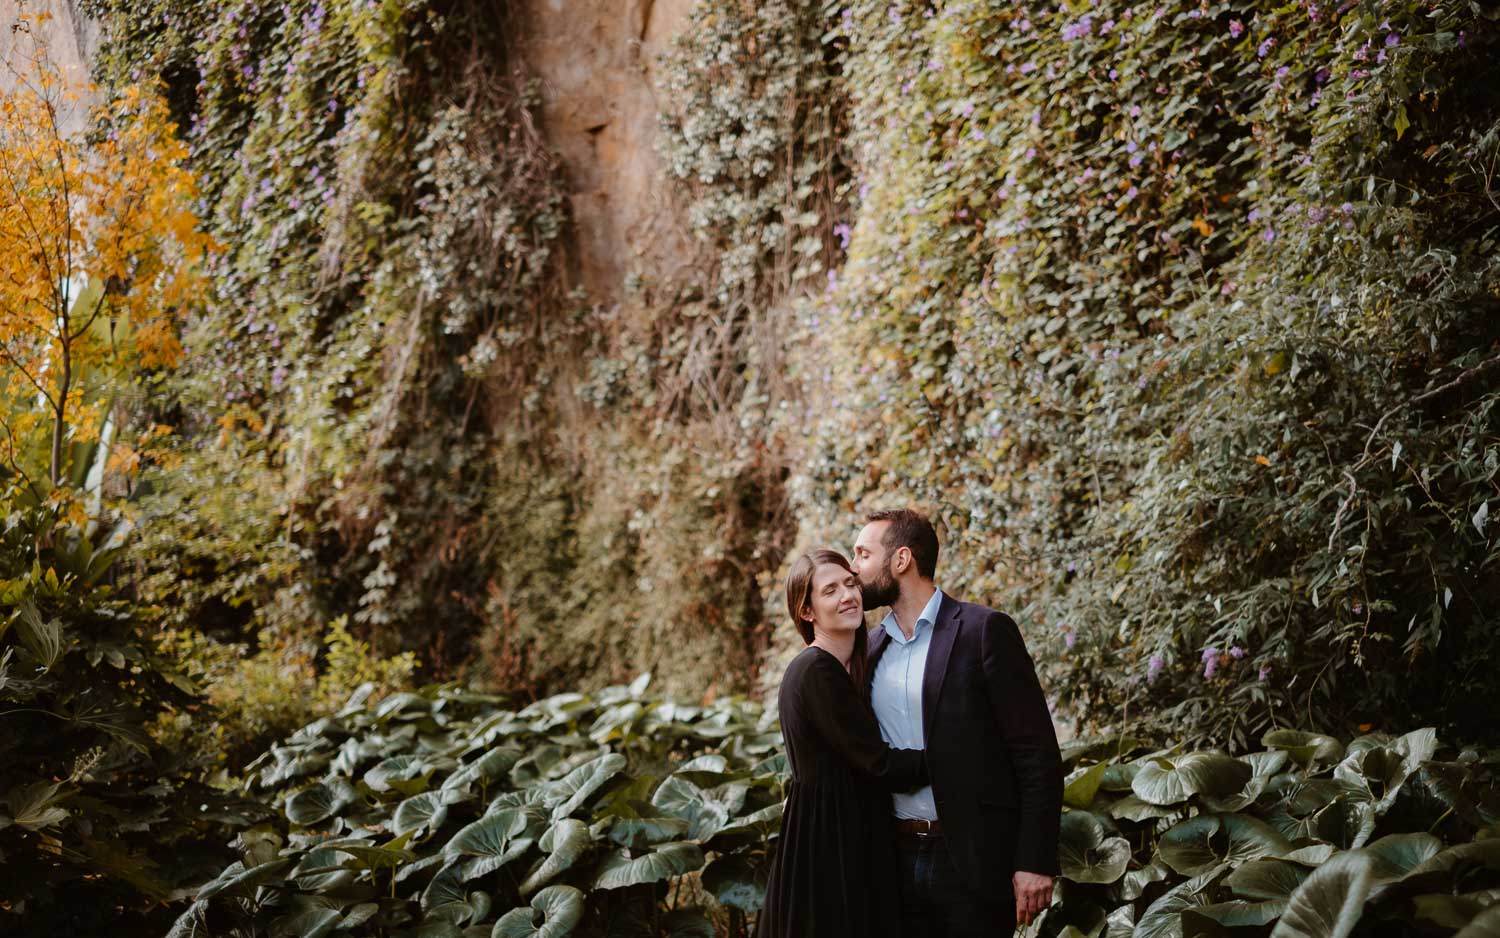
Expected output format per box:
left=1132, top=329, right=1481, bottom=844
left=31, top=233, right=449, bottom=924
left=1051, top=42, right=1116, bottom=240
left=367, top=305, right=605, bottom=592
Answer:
left=866, top=508, right=939, bottom=579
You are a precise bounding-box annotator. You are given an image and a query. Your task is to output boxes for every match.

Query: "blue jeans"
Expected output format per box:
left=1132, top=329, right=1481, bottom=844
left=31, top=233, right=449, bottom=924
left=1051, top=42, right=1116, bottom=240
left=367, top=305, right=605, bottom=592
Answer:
left=896, top=832, right=1016, bottom=938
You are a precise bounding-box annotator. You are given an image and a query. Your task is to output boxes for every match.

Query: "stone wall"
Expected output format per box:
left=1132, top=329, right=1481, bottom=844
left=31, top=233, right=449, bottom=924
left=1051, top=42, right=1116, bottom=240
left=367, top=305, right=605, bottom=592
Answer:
left=0, top=0, right=100, bottom=135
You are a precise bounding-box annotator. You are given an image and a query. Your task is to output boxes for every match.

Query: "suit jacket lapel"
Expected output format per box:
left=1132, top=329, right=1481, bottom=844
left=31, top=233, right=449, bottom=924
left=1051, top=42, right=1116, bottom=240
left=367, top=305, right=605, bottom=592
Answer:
left=922, top=593, right=961, bottom=739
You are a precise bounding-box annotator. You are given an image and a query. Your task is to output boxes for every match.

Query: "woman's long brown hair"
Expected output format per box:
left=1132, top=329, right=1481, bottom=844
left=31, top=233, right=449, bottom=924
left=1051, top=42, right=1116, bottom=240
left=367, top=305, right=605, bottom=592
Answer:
left=785, top=549, right=869, bottom=688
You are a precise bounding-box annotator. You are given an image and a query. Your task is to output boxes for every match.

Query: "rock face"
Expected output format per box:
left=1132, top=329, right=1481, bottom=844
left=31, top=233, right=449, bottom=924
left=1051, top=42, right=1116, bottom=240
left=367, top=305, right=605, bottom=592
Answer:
left=515, top=0, right=699, bottom=306
left=0, top=0, right=100, bottom=136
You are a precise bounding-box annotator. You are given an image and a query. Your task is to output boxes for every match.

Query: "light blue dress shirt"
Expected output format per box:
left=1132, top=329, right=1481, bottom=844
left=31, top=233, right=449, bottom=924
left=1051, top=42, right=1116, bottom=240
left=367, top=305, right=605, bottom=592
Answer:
left=870, top=587, right=945, bottom=820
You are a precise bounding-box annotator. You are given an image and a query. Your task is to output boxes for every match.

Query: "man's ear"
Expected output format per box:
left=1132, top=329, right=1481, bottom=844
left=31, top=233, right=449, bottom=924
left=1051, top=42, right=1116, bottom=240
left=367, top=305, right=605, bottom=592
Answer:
left=893, top=546, right=912, bottom=575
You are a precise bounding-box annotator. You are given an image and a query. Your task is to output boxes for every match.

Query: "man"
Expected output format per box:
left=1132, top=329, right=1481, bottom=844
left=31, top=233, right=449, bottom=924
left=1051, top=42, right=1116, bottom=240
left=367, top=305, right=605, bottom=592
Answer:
left=852, top=508, right=1063, bottom=936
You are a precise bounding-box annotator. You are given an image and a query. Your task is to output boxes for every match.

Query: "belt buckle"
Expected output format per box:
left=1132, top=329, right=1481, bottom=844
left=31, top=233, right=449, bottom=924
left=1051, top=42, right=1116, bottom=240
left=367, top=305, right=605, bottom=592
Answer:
left=913, top=819, right=937, bottom=838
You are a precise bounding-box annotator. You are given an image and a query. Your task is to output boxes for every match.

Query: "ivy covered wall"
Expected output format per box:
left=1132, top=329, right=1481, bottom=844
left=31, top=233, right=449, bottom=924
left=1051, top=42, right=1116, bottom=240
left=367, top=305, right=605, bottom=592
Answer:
left=77, top=0, right=1500, bottom=749
left=788, top=0, right=1500, bottom=747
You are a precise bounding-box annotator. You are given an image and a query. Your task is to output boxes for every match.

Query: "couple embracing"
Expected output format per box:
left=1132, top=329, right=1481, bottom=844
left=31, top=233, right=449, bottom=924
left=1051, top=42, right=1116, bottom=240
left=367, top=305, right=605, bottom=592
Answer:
left=757, top=509, right=1064, bottom=938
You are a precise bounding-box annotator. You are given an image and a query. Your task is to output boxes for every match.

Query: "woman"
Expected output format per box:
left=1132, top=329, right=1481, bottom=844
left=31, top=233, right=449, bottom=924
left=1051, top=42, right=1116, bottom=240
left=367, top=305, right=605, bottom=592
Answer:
left=755, top=549, right=926, bottom=938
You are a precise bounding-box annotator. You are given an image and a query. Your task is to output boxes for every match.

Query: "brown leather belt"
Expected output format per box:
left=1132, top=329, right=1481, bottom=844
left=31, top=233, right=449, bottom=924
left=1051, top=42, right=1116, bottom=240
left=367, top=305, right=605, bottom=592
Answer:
left=894, top=818, right=943, bottom=836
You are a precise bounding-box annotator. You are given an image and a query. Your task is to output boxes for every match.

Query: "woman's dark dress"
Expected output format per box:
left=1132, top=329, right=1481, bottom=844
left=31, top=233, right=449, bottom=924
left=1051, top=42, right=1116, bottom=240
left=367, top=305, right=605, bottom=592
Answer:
left=755, top=646, right=927, bottom=938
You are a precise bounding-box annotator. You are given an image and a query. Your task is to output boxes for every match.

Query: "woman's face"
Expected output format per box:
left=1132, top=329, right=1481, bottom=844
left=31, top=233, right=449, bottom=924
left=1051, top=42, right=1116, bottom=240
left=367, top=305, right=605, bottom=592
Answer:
left=802, top=562, right=864, bottom=634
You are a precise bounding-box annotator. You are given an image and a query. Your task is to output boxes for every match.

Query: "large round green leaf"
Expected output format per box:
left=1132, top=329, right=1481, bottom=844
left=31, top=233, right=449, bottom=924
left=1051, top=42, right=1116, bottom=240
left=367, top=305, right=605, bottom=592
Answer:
left=1058, top=811, right=1131, bottom=884
left=539, top=753, right=626, bottom=821
left=1159, top=814, right=1292, bottom=876
left=593, top=842, right=705, bottom=890
left=1185, top=900, right=1286, bottom=929
left=422, top=862, right=478, bottom=924
left=1107, top=793, right=1183, bottom=823
left=1135, top=866, right=1226, bottom=938
left=1099, top=761, right=1140, bottom=792
left=651, top=775, right=742, bottom=841
left=701, top=854, right=765, bottom=912
left=1365, top=832, right=1442, bottom=884
left=292, top=845, right=358, bottom=892
left=1268, top=849, right=1372, bottom=938
left=491, top=884, right=585, bottom=938
left=706, top=801, right=784, bottom=851
left=1132, top=753, right=1252, bottom=806
left=285, top=779, right=357, bottom=826
left=1224, top=858, right=1310, bottom=900
left=444, top=809, right=535, bottom=880
left=1063, top=763, right=1110, bottom=809
left=395, top=791, right=452, bottom=837
left=1119, top=859, right=1169, bottom=901
left=196, top=858, right=295, bottom=901
left=600, top=814, right=693, bottom=850
left=443, top=747, right=523, bottom=793
left=520, top=819, right=592, bottom=895
left=1262, top=730, right=1344, bottom=768
left=366, top=755, right=431, bottom=795
left=268, top=896, right=344, bottom=938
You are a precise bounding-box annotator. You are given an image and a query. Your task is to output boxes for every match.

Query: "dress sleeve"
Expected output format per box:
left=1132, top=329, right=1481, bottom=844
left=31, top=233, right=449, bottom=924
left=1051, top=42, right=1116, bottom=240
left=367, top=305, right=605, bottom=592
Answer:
left=798, top=653, right=928, bottom=792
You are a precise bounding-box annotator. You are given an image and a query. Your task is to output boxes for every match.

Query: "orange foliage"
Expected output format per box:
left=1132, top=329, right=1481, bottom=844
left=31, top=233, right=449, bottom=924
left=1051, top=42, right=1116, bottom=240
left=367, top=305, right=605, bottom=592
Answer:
left=0, top=13, right=212, bottom=490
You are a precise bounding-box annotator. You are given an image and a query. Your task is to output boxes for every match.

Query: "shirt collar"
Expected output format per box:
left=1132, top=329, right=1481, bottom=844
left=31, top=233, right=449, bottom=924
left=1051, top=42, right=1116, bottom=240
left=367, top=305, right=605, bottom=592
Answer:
left=879, top=587, right=945, bottom=645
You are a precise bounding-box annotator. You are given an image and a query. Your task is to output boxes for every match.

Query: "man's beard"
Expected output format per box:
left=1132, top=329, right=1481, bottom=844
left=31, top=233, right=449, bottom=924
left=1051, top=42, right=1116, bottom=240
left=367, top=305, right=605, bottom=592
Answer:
left=859, top=564, right=900, bottom=610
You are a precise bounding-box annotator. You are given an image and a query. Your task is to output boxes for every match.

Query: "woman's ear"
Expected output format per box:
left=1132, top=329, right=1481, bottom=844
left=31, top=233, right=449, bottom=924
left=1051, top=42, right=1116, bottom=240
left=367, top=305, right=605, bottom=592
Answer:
left=800, top=603, right=815, bottom=623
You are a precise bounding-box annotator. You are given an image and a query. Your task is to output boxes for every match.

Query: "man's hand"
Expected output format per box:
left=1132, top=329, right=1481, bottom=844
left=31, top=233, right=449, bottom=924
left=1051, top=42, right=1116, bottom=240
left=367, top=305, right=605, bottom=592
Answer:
left=1013, top=870, right=1054, bottom=927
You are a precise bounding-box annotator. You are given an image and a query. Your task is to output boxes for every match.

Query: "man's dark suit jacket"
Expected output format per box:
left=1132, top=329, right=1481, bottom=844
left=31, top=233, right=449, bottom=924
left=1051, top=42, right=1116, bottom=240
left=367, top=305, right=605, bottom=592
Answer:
left=865, top=592, right=1063, bottom=891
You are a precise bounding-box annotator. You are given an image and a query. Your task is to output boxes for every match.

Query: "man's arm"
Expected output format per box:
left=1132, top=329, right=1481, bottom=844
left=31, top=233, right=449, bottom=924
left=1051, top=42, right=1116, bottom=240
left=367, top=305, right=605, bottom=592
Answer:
left=978, top=610, right=1063, bottom=876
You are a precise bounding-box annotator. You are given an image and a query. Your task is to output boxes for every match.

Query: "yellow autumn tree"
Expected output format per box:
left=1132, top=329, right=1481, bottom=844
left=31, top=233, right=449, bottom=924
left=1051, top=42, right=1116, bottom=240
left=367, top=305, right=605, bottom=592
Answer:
left=0, top=12, right=211, bottom=507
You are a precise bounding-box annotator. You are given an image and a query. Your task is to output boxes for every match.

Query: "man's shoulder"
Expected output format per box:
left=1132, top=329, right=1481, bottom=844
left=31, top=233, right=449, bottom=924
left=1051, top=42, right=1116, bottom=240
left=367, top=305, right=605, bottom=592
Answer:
left=942, top=593, right=1016, bottom=627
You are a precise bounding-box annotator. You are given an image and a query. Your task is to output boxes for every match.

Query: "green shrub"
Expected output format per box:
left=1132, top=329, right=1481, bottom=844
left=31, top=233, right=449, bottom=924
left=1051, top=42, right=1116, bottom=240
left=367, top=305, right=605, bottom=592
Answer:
left=0, top=496, right=262, bottom=932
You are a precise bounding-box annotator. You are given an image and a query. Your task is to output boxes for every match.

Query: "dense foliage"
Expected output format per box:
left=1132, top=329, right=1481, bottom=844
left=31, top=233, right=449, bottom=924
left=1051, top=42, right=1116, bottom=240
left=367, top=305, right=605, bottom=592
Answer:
left=1047, top=728, right=1499, bottom=937
left=172, top=677, right=1500, bottom=938
left=790, top=0, right=1500, bottom=746
left=79, top=0, right=821, bottom=702
left=169, top=676, right=784, bottom=938
left=0, top=498, right=267, bottom=931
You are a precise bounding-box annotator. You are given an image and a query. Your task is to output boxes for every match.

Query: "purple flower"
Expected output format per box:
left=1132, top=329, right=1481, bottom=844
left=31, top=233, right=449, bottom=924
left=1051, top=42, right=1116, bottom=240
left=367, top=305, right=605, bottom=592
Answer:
left=1130, top=105, right=1142, bottom=117
left=1147, top=653, right=1165, bottom=683
left=1202, top=646, right=1219, bottom=663
left=1064, top=630, right=1077, bottom=650
left=1258, top=663, right=1272, bottom=681
left=1229, top=646, right=1246, bottom=659
left=1229, top=19, right=1244, bottom=38
left=1340, top=201, right=1354, bottom=214
left=1129, top=154, right=1144, bottom=168
left=1316, top=67, right=1331, bottom=84
left=1125, top=140, right=1139, bottom=153
left=1204, top=657, right=1219, bottom=679
left=1352, top=601, right=1364, bottom=615
left=1257, top=37, right=1275, bottom=58
left=1263, top=227, right=1276, bottom=243
left=1385, top=32, right=1399, bottom=47
left=1061, top=15, right=1095, bottom=40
